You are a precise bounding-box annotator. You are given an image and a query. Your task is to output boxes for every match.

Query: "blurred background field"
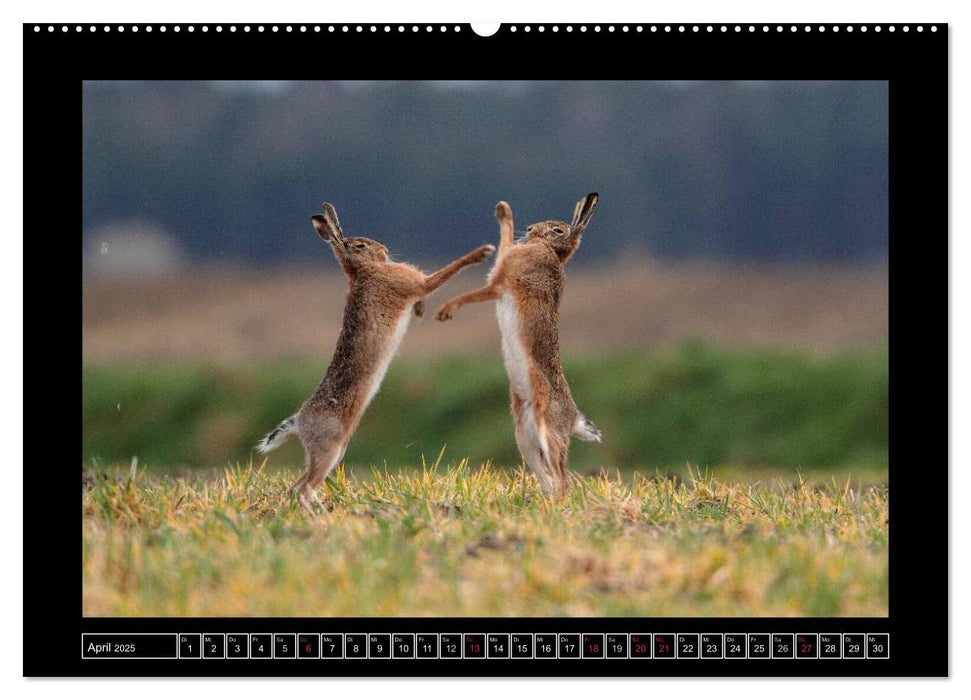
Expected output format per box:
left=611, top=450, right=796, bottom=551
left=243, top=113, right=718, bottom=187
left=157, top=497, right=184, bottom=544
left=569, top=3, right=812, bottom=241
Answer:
left=82, top=80, right=888, bottom=484
left=83, top=329, right=888, bottom=481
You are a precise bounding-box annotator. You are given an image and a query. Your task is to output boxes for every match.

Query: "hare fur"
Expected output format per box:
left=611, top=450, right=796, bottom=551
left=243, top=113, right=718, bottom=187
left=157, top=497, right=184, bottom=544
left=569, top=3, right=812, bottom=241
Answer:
left=435, top=193, right=602, bottom=498
left=258, top=202, right=495, bottom=510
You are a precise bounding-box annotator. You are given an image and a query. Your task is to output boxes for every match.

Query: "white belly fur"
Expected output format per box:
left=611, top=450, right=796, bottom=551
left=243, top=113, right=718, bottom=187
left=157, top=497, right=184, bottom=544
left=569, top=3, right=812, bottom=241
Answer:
left=496, top=294, right=552, bottom=484
left=496, top=294, right=532, bottom=404
left=361, top=310, right=412, bottom=411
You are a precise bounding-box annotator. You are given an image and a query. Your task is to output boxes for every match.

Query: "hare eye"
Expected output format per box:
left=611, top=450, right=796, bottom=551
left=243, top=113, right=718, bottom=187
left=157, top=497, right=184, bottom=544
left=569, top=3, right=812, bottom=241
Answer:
left=355, top=243, right=366, bottom=249
left=552, top=227, right=564, bottom=234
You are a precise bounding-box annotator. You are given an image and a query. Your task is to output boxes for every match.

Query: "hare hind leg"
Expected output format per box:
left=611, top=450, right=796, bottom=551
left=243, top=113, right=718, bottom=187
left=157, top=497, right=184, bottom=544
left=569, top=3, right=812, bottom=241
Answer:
left=547, top=435, right=571, bottom=499
left=290, top=435, right=348, bottom=512
left=514, top=417, right=555, bottom=496
left=512, top=393, right=564, bottom=497
left=533, top=419, right=570, bottom=499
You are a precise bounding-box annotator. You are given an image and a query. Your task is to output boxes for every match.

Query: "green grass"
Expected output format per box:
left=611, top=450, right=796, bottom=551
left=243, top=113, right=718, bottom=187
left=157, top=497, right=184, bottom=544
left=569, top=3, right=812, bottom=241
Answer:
left=83, top=343, right=888, bottom=476
left=82, top=462, right=888, bottom=617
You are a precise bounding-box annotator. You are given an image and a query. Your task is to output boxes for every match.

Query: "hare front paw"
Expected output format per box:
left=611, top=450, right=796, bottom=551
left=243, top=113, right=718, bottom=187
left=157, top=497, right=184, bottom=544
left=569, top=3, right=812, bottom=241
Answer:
left=436, top=304, right=455, bottom=322
left=472, top=244, right=496, bottom=263
left=495, top=201, right=512, bottom=224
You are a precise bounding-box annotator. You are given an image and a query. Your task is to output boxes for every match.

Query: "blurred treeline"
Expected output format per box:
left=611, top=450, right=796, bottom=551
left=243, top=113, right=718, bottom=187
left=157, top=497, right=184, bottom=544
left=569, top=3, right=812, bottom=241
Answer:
left=83, top=344, right=888, bottom=476
left=82, top=80, right=887, bottom=266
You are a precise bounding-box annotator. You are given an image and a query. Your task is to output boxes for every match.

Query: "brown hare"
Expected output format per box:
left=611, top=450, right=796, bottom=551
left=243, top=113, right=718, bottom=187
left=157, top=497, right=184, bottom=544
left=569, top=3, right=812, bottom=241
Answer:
left=258, top=202, right=495, bottom=510
left=436, top=194, right=602, bottom=498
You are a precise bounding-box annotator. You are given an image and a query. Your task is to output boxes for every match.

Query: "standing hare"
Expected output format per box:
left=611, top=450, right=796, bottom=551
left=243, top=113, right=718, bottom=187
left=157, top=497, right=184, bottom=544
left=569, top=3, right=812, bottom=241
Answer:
left=258, top=202, right=495, bottom=510
left=436, top=193, right=602, bottom=498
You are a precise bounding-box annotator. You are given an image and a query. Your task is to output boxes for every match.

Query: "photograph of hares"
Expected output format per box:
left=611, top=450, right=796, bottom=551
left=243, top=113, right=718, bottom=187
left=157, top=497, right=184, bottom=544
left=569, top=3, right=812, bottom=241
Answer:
left=82, top=80, right=888, bottom=618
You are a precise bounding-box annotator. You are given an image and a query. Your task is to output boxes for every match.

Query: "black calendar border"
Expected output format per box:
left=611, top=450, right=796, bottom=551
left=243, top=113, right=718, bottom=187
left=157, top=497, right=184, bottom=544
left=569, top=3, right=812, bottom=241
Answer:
left=23, top=22, right=947, bottom=678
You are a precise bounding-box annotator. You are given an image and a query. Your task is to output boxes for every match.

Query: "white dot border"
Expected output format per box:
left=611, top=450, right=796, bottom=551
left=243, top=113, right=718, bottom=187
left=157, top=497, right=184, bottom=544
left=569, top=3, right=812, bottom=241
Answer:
left=31, top=23, right=941, bottom=34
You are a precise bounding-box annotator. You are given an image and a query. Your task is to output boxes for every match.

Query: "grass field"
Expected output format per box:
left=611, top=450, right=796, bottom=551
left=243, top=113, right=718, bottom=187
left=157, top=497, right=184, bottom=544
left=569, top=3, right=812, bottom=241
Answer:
left=82, top=462, right=888, bottom=617
left=82, top=264, right=888, bottom=618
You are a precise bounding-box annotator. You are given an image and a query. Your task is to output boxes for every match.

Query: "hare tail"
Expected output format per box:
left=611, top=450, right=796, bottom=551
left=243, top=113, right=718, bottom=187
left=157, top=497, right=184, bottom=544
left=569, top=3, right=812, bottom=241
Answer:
left=572, top=413, right=603, bottom=443
left=257, top=414, right=299, bottom=454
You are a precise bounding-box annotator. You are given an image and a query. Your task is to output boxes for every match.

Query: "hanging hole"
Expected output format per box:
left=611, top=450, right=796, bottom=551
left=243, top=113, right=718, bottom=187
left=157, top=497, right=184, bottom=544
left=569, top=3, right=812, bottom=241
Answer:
left=471, top=23, right=500, bottom=37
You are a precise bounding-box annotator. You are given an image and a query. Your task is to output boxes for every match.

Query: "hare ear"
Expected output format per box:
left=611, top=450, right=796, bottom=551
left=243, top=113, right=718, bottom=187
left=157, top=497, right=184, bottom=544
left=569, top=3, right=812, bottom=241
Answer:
left=571, top=199, right=586, bottom=228
left=321, top=203, right=344, bottom=237
left=313, top=203, right=346, bottom=245
left=322, top=203, right=346, bottom=243
left=571, top=192, right=599, bottom=232
left=311, top=215, right=342, bottom=245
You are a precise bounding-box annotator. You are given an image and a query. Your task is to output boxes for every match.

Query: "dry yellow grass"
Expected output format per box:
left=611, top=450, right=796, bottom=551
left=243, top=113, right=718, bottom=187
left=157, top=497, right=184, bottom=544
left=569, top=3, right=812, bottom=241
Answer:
left=82, top=462, right=888, bottom=618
